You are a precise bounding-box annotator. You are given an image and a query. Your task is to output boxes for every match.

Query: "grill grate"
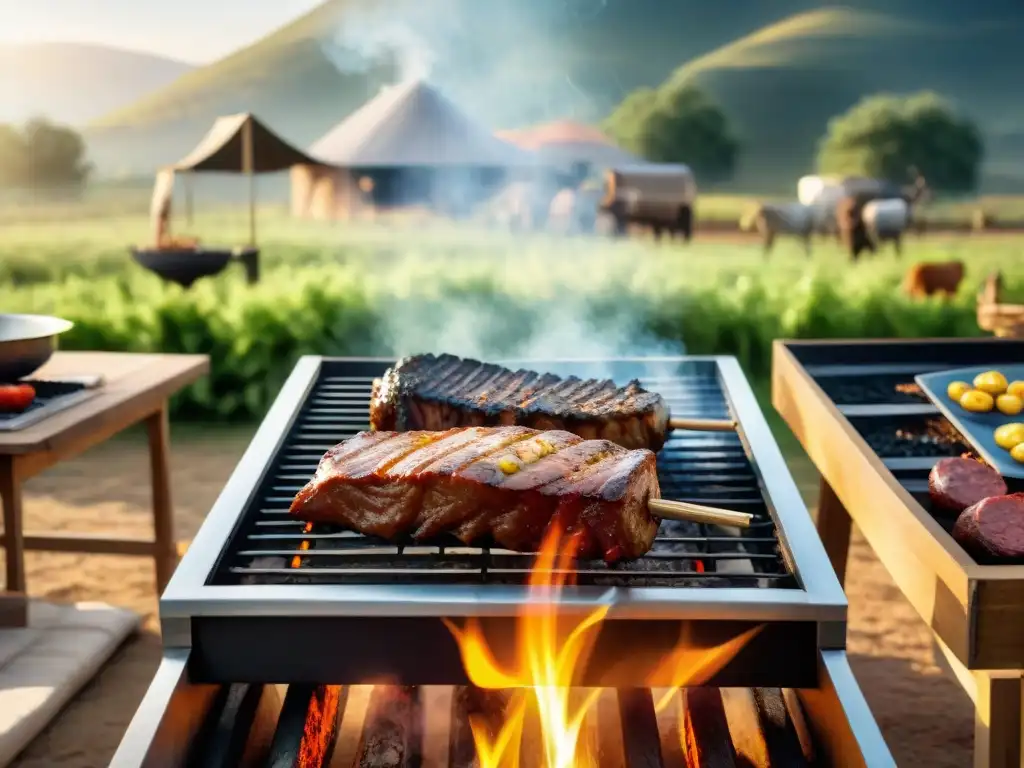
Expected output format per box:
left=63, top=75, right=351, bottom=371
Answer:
left=850, top=414, right=973, bottom=459
left=814, top=373, right=929, bottom=407
left=213, top=360, right=792, bottom=589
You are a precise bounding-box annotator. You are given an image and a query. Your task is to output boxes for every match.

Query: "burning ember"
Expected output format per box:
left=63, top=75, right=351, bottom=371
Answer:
left=894, top=382, right=927, bottom=401
left=896, top=418, right=974, bottom=458
left=443, top=525, right=762, bottom=768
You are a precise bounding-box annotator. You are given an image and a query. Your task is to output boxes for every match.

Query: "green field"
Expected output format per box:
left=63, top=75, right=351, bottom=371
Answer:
left=82, top=1, right=1024, bottom=190
left=6, top=189, right=1024, bottom=229
left=3, top=205, right=1021, bottom=421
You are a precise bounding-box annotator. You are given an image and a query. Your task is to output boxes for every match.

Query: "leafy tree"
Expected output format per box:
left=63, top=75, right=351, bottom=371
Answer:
left=23, top=118, right=92, bottom=188
left=817, top=92, right=983, bottom=193
left=0, top=125, right=27, bottom=186
left=0, top=118, right=91, bottom=189
left=602, top=88, right=659, bottom=152
left=604, top=82, right=739, bottom=184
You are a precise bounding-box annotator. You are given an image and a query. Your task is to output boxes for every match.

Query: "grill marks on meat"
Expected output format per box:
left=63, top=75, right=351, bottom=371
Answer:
left=369, top=354, right=671, bottom=451
left=289, top=426, right=661, bottom=561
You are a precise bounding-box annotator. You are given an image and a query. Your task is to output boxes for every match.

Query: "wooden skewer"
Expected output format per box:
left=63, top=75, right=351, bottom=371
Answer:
left=668, top=417, right=737, bottom=432
left=648, top=498, right=753, bottom=529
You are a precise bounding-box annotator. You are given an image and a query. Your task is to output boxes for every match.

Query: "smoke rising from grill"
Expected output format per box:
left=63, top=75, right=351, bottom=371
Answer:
left=377, top=290, right=686, bottom=382
left=319, top=0, right=678, bottom=374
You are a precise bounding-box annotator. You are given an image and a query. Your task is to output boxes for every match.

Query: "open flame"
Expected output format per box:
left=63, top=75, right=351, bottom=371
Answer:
left=444, top=525, right=763, bottom=768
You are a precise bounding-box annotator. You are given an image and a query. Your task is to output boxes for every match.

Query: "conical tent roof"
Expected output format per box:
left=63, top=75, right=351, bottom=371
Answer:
left=309, top=79, right=536, bottom=169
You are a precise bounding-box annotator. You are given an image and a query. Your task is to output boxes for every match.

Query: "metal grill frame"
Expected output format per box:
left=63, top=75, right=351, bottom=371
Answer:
left=773, top=337, right=1024, bottom=673
left=160, top=356, right=847, bottom=684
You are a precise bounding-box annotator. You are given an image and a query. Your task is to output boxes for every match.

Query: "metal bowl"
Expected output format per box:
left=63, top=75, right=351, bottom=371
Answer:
left=131, top=247, right=233, bottom=288
left=0, top=314, right=74, bottom=382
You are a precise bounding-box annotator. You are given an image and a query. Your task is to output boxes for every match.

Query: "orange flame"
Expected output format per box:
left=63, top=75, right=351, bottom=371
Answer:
left=444, top=525, right=763, bottom=768
left=445, top=526, right=605, bottom=768
left=647, top=623, right=763, bottom=714
left=291, top=523, right=314, bottom=569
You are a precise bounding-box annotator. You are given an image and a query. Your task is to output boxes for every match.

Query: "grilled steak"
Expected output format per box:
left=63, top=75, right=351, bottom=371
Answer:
left=288, top=426, right=661, bottom=561
left=369, top=354, right=671, bottom=451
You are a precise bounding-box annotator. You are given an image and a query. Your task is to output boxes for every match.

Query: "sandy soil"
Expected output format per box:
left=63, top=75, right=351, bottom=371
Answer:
left=4, top=426, right=974, bottom=768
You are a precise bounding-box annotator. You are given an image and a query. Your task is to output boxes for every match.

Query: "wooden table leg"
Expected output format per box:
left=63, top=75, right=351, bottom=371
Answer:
left=973, top=671, right=1022, bottom=768
left=147, top=404, right=177, bottom=593
left=0, top=455, right=28, bottom=627
left=815, top=477, right=853, bottom=587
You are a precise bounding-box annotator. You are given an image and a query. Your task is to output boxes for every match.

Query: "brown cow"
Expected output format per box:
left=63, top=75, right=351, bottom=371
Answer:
left=835, top=194, right=874, bottom=260
left=902, top=261, right=965, bottom=299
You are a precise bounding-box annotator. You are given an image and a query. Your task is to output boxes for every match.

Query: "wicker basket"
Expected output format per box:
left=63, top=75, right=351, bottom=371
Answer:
left=977, top=271, right=1024, bottom=337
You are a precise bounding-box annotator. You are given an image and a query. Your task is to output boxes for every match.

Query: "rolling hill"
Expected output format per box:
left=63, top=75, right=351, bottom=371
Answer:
left=664, top=8, right=1024, bottom=188
left=0, top=43, right=193, bottom=126
left=83, top=0, right=1024, bottom=190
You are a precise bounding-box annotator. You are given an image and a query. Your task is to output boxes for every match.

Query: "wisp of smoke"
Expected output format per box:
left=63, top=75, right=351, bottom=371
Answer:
left=318, top=0, right=680, bottom=378
left=321, top=6, right=439, bottom=83
left=378, top=289, right=686, bottom=382
left=320, top=0, right=617, bottom=126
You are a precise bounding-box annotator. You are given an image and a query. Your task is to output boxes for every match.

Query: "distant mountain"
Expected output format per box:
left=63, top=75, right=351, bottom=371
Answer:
left=84, top=0, right=1024, bottom=190
left=0, top=42, right=194, bottom=127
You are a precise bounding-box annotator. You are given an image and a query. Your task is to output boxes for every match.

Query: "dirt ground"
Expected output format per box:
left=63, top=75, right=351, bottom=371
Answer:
left=5, top=426, right=974, bottom=768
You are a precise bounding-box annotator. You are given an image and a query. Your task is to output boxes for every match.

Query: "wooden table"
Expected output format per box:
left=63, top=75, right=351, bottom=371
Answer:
left=773, top=338, right=1024, bottom=768
left=0, top=352, right=209, bottom=628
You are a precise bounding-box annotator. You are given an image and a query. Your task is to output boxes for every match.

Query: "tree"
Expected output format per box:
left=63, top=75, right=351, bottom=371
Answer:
left=0, top=118, right=91, bottom=189
left=23, top=118, right=92, bottom=188
left=817, top=92, right=983, bottom=193
left=0, top=125, right=27, bottom=186
left=603, top=82, right=739, bottom=184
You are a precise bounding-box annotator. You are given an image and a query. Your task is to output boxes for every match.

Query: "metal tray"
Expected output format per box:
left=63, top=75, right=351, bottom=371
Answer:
left=915, top=364, right=1024, bottom=479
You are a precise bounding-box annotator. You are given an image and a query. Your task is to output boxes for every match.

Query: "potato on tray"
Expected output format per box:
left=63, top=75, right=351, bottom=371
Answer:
left=919, top=366, right=1024, bottom=478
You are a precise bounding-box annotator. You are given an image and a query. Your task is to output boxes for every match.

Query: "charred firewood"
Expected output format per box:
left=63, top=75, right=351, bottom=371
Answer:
left=357, top=686, right=423, bottom=768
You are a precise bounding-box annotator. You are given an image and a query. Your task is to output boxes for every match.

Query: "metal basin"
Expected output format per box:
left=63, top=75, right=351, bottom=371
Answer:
left=131, top=247, right=233, bottom=288
left=0, top=314, right=74, bottom=382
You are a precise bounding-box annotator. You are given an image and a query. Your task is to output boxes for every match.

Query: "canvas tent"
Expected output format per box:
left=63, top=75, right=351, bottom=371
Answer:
left=495, top=120, right=644, bottom=182
left=292, top=79, right=536, bottom=220
left=164, top=113, right=324, bottom=244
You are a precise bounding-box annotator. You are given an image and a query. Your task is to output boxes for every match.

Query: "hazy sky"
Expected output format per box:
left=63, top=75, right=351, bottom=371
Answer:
left=0, top=0, right=325, bottom=63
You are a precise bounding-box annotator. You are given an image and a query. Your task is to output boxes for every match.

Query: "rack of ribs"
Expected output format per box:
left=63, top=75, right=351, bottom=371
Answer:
left=288, top=426, right=662, bottom=562
left=369, top=354, right=672, bottom=451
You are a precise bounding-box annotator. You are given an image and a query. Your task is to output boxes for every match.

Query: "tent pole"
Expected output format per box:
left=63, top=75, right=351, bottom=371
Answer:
left=185, top=172, right=193, bottom=225
left=242, top=118, right=256, bottom=247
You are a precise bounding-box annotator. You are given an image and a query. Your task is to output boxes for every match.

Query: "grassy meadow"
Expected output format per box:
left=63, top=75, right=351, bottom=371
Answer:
left=3, top=198, right=1022, bottom=421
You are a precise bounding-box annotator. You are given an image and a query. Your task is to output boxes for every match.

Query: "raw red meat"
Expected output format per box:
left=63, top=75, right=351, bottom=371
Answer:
left=952, top=493, right=1024, bottom=560
left=928, top=457, right=1007, bottom=515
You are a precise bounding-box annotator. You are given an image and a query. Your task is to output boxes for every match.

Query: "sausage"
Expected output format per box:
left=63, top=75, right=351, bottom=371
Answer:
left=952, top=493, right=1024, bottom=561
left=928, top=457, right=1007, bottom=515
